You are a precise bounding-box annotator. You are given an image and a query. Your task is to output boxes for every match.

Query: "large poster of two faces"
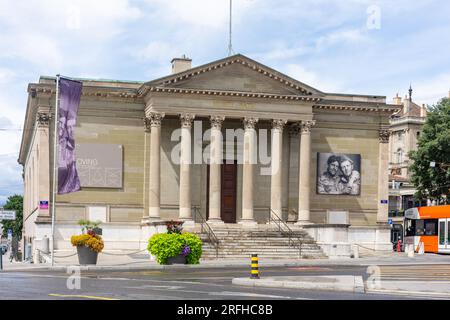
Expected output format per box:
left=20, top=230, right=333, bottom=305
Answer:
left=317, top=153, right=361, bottom=196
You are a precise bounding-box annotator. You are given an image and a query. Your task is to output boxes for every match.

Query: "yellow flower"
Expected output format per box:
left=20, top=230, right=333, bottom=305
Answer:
left=71, top=234, right=104, bottom=253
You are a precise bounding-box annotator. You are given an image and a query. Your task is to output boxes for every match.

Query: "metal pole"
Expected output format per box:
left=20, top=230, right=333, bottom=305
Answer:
left=228, top=0, right=233, bottom=56
left=51, top=74, right=60, bottom=267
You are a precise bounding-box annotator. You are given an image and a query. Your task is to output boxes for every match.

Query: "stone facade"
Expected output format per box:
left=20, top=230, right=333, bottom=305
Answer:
left=388, top=91, right=428, bottom=219
left=18, top=54, right=399, bottom=254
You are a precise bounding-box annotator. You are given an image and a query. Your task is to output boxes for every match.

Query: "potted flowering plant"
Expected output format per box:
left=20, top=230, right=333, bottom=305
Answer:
left=71, top=219, right=104, bottom=265
left=147, top=220, right=202, bottom=265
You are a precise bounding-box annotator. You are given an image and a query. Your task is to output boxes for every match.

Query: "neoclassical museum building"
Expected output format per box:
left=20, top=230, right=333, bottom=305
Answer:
left=19, top=54, right=399, bottom=258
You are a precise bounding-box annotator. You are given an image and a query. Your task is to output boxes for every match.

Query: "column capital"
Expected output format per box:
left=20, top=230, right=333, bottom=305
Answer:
left=379, top=129, right=390, bottom=143
left=146, top=112, right=165, bottom=128
left=272, top=119, right=287, bottom=131
left=143, top=117, right=151, bottom=132
left=180, top=113, right=195, bottom=128
left=210, top=115, right=225, bottom=130
left=36, top=112, right=50, bottom=127
left=301, top=120, right=316, bottom=134
left=243, top=117, right=259, bottom=130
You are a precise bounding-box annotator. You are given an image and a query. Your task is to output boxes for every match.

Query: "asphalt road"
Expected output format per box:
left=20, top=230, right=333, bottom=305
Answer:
left=0, top=264, right=446, bottom=300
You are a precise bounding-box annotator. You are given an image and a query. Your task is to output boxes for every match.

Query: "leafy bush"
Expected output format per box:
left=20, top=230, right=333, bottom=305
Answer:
left=182, top=233, right=203, bottom=264
left=147, top=232, right=202, bottom=265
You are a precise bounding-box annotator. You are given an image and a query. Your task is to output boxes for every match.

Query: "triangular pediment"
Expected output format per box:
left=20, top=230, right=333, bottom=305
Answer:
left=142, top=54, right=324, bottom=97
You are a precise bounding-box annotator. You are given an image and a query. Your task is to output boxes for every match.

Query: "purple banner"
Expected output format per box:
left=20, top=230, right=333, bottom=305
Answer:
left=58, top=77, right=82, bottom=194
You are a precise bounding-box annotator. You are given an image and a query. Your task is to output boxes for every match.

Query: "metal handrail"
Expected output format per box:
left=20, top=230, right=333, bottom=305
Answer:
left=268, top=209, right=303, bottom=258
left=192, top=207, right=219, bottom=258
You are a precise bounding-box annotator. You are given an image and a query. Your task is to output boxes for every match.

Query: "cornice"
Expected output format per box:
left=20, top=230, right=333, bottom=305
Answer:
left=29, top=83, right=140, bottom=100
left=313, top=103, right=399, bottom=114
left=144, top=86, right=322, bottom=102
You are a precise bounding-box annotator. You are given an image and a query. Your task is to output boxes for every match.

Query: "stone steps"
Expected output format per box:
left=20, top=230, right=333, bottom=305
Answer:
left=190, top=224, right=326, bottom=260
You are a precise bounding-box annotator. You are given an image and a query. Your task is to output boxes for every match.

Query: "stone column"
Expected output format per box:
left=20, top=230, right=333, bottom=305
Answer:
left=148, top=112, right=165, bottom=220
left=179, top=113, right=195, bottom=221
left=270, top=119, right=287, bottom=220
left=377, top=129, right=390, bottom=223
left=240, top=117, right=258, bottom=225
left=296, top=120, right=316, bottom=225
left=288, top=124, right=300, bottom=223
left=208, top=116, right=225, bottom=223
left=36, top=112, right=51, bottom=219
left=143, top=117, right=151, bottom=217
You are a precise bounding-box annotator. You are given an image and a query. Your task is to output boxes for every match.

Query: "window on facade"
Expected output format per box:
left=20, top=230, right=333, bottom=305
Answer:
left=397, top=148, right=403, bottom=164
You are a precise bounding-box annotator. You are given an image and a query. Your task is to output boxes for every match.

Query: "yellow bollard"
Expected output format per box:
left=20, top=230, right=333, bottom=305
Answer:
left=251, top=254, right=259, bottom=279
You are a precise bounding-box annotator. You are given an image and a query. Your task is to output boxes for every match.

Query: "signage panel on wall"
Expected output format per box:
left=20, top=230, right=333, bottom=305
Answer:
left=76, top=144, right=123, bottom=188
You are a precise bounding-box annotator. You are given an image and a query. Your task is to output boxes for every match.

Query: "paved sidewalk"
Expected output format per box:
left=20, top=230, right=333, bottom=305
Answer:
left=1, top=251, right=449, bottom=272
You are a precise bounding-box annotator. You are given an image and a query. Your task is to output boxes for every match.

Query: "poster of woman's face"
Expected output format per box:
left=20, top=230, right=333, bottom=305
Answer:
left=317, top=153, right=361, bottom=196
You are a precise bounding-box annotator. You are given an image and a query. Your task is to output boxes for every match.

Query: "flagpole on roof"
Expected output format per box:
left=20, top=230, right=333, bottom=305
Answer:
left=51, top=74, right=60, bottom=267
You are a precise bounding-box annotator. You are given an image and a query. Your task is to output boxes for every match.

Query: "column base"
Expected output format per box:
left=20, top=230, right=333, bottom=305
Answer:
left=180, top=219, right=196, bottom=227
left=141, top=216, right=164, bottom=225
left=238, top=220, right=258, bottom=226
left=207, top=219, right=224, bottom=225
left=295, top=221, right=313, bottom=226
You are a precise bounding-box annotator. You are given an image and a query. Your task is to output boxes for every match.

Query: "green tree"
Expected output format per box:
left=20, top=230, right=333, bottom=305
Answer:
left=1, top=195, right=23, bottom=239
left=409, top=97, right=450, bottom=204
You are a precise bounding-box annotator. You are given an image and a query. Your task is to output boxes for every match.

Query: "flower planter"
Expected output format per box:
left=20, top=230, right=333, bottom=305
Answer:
left=166, top=254, right=187, bottom=265
left=76, top=246, right=99, bottom=265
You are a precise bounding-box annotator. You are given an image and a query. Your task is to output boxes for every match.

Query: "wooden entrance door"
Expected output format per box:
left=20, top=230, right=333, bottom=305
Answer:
left=206, top=162, right=237, bottom=223
left=221, top=162, right=237, bottom=223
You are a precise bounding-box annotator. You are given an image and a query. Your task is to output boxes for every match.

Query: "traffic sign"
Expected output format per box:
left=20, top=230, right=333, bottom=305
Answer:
left=388, top=219, right=393, bottom=225
left=7, top=229, right=12, bottom=241
left=0, top=210, right=16, bottom=220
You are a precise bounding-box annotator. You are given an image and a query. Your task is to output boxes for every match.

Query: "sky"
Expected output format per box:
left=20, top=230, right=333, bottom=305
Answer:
left=0, top=0, right=450, bottom=205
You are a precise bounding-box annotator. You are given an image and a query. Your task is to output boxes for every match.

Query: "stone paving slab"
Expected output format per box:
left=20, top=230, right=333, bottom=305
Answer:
left=232, top=275, right=365, bottom=293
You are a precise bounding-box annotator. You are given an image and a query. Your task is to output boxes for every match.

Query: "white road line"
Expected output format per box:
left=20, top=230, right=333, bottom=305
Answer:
left=210, top=291, right=311, bottom=300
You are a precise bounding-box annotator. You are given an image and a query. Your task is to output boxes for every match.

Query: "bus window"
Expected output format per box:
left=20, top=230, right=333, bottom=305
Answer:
left=416, top=220, right=425, bottom=236
left=405, top=219, right=415, bottom=237
left=440, top=221, right=445, bottom=245
left=424, top=220, right=438, bottom=236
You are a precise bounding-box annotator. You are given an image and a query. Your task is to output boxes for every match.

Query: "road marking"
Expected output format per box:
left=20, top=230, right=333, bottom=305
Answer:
left=48, top=293, right=119, bottom=300
left=210, top=291, right=311, bottom=300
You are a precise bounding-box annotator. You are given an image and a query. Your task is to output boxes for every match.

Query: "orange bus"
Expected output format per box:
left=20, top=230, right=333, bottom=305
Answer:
left=404, top=205, right=450, bottom=254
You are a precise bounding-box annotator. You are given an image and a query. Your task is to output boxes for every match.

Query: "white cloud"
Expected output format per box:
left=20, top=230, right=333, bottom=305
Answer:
left=133, top=41, right=181, bottom=63
left=315, top=28, right=369, bottom=51
left=408, top=74, right=450, bottom=106
left=145, top=0, right=258, bottom=30
left=284, top=63, right=343, bottom=92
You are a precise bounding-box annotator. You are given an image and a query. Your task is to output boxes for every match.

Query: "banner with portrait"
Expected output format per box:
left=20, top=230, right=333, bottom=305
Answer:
left=317, top=153, right=361, bottom=196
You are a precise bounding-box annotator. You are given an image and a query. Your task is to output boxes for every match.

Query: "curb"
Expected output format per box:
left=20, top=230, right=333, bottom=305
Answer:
left=232, top=276, right=365, bottom=293
left=3, top=257, right=450, bottom=272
